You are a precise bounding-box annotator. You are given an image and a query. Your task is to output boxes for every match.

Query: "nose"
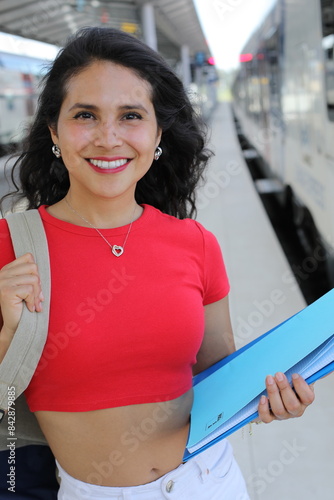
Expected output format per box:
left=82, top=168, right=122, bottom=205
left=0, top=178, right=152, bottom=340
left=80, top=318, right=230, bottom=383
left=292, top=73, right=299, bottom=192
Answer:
left=93, top=121, right=123, bottom=148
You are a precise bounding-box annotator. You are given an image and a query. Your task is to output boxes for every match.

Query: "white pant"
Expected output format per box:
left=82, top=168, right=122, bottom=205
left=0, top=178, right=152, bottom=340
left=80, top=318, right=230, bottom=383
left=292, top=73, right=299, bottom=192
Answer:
left=57, top=440, right=250, bottom=500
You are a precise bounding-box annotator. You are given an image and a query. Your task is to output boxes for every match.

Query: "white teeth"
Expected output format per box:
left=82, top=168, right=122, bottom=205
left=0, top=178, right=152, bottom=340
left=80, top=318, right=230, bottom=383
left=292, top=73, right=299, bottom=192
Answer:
left=89, top=158, right=128, bottom=169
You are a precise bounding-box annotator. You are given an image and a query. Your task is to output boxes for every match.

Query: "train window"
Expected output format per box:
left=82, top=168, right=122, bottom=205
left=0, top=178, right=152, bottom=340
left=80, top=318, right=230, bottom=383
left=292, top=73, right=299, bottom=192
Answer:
left=0, top=52, right=46, bottom=76
left=321, top=0, right=334, bottom=120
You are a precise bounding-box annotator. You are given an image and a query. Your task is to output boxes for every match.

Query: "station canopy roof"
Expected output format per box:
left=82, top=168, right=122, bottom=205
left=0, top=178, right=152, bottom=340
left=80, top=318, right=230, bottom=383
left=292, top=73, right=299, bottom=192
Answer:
left=0, top=0, right=211, bottom=65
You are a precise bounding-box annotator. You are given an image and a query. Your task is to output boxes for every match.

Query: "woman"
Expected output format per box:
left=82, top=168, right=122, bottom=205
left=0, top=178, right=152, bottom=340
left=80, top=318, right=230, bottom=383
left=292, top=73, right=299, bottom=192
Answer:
left=0, top=27, right=314, bottom=499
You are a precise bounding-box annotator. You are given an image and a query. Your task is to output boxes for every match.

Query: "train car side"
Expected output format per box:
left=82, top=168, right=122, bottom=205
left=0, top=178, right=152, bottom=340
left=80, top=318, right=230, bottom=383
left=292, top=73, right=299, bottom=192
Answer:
left=232, top=0, right=334, bottom=285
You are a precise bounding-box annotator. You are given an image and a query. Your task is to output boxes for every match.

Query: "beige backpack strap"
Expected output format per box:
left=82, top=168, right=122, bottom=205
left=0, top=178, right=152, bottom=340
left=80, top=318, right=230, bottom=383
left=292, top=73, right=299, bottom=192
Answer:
left=0, top=210, right=51, bottom=420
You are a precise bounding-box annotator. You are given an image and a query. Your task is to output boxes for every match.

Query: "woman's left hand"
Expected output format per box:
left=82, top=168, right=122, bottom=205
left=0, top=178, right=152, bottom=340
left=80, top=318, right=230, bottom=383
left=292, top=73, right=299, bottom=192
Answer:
left=258, top=372, right=315, bottom=423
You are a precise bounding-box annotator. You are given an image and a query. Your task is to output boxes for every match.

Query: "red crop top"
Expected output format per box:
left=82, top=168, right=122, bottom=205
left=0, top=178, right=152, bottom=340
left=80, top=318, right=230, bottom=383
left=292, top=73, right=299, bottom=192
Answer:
left=0, top=204, right=229, bottom=412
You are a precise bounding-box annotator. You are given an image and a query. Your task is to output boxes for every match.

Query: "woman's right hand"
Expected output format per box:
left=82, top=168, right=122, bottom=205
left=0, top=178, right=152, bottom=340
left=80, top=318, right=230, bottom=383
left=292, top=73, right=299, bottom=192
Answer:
left=0, top=253, right=44, bottom=338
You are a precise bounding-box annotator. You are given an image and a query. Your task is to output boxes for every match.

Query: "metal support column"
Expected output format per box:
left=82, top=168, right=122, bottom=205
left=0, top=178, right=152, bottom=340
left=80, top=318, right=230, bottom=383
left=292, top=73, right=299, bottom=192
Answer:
left=181, top=44, right=192, bottom=88
left=141, top=3, right=158, bottom=51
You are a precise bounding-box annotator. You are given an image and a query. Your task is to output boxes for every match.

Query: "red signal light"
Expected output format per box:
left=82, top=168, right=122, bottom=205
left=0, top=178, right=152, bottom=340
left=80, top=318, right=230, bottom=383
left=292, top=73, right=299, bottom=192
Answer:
left=239, top=53, right=253, bottom=63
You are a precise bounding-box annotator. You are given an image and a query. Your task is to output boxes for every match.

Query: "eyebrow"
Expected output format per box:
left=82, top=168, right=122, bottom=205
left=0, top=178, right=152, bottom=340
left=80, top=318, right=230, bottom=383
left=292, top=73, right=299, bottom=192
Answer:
left=68, top=103, right=149, bottom=113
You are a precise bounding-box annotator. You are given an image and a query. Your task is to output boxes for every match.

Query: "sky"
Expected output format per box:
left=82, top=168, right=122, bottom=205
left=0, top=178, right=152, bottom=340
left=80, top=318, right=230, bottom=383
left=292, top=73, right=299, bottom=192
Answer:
left=194, top=0, right=277, bottom=70
left=0, top=31, right=59, bottom=60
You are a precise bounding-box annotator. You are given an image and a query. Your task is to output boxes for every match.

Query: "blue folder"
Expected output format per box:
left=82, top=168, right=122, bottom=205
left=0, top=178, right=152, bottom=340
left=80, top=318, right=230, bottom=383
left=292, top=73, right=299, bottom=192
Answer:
left=183, top=289, right=334, bottom=461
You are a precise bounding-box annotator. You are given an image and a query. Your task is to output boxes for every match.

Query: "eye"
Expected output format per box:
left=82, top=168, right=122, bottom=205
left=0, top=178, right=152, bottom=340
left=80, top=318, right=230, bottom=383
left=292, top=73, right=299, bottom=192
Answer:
left=123, top=112, right=142, bottom=120
left=74, top=111, right=96, bottom=120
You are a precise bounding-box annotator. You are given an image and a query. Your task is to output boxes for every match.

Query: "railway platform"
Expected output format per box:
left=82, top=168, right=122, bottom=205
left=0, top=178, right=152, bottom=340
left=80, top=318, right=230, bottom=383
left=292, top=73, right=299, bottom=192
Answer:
left=196, top=101, right=334, bottom=500
left=0, top=102, right=333, bottom=499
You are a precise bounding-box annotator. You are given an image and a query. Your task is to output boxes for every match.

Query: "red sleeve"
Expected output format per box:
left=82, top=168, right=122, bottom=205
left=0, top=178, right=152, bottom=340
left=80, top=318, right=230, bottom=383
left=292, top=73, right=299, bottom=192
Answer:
left=195, top=222, right=230, bottom=305
left=0, top=218, right=16, bottom=269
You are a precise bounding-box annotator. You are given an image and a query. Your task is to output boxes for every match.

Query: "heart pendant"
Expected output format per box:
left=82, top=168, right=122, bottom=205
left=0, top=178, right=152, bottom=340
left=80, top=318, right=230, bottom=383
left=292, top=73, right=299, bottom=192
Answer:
left=112, top=245, right=124, bottom=257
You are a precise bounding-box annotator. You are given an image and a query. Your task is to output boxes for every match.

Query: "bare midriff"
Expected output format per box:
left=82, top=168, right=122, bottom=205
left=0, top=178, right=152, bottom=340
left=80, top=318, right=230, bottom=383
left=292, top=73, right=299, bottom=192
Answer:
left=35, top=389, right=193, bottom=487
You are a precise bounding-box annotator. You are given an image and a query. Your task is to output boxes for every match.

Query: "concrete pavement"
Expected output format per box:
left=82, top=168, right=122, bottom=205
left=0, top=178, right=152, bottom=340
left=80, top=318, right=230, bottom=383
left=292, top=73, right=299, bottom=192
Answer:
left=196, top=101, right=334, bottom=500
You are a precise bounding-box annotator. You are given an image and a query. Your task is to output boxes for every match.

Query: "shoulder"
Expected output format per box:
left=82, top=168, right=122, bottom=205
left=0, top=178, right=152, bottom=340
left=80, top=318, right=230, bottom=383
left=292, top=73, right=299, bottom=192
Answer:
left=145, top=204, right=216, bottom=243
left=0, top=216, right=10, bottom=237
left=144, top=207, right=230, bottom=303
left=0, top=217, right=15, bottom=268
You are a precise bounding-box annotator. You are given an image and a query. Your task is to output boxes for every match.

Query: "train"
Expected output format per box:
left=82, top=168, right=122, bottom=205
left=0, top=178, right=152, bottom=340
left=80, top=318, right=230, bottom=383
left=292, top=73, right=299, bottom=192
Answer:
left=0, top=50, right=49, bottom=154
left=232, top=0, right=334, bottom=286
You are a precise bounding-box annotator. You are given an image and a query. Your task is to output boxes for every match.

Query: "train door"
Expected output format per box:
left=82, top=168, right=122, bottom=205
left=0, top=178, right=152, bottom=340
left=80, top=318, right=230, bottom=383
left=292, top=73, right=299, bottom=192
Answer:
left=264, top=17, right=285, bottom=181
left=255, top=45, right=271, bottom=168
left=320, top=0, right=334, bottom=283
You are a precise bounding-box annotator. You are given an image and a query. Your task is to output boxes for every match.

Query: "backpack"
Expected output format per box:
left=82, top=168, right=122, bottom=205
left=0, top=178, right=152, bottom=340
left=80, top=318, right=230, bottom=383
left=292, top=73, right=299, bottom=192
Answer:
left=0, top=210, right=58, bottom=498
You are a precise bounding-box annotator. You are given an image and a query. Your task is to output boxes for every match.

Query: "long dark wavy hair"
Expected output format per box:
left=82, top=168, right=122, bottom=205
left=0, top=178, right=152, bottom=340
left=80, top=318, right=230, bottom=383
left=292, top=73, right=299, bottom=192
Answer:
left=1, top=27, right=212, bottom=219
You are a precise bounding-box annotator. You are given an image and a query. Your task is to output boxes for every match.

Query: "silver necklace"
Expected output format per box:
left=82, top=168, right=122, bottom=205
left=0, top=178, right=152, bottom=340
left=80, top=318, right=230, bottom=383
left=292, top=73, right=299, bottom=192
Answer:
left=65, top=197, right=136, bottom=257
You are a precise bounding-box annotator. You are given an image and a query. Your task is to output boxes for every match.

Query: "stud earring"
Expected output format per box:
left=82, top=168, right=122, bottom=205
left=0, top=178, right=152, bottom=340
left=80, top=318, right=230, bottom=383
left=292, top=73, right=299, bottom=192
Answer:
left=52, top=144, right=61, bottom=158
left=154, top=146, right=162, bottom=161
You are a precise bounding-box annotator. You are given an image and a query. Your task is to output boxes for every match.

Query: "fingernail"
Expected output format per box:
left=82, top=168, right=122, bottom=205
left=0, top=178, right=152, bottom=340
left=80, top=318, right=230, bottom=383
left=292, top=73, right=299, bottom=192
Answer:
left=267, top=375, right=275, bottom=385
left=260, top=395, right=267, bottom=404
left=275, top=372, right=284, bottom=382
left=292, top=373, right=299, bottom=380
left=39, top=291, right=44, bottom=301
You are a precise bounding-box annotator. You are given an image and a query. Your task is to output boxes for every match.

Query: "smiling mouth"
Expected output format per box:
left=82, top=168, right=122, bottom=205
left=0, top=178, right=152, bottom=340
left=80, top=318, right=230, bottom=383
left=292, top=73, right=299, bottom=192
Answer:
left=87, top=158, right=130, bottom=169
